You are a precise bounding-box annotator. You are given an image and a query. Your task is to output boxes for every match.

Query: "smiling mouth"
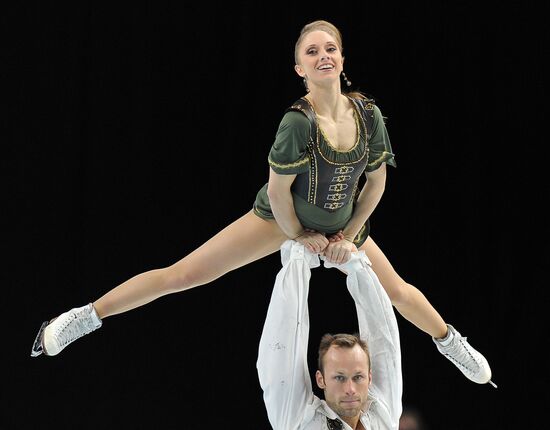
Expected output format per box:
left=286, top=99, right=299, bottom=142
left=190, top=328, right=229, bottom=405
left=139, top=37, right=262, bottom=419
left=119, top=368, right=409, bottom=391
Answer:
left=317, top=64, right=335, bottom=71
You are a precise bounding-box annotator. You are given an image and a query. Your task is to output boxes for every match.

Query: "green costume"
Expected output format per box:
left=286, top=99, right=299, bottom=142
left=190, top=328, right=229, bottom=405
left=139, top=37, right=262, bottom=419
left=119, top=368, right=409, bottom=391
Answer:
left=253, top=95, right=396, bottom=247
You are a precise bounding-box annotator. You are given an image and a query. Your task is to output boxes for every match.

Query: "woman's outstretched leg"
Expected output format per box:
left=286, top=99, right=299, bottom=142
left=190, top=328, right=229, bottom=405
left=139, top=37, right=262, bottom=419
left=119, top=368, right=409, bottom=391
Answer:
left=94, top=210, right=288, bottom=318
left=359, top=236, right=447, bottom=338
left=359, top=236, right=495, bottom=386
left=31, top=210, right=288, bottom=357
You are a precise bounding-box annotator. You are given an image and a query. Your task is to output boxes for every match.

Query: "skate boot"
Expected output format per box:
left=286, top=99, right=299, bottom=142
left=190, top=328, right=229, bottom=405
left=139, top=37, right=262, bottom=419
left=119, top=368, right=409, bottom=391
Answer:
left=31, top=303, right=102, bottom=357
left=433, top=324, right=497, bottom=387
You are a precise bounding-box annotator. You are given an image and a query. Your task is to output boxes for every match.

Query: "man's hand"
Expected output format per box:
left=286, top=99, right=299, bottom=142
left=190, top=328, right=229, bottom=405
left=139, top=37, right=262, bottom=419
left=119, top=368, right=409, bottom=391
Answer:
left=323, top=239, right=357, bottom=264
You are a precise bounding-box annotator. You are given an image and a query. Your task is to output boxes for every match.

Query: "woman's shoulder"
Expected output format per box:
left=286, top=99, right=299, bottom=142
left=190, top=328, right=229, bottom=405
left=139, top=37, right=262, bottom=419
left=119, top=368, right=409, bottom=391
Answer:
left=346, top=92, right=387, bottom=124
left=279, top=106, right=312, bottom=130
left=346, top=91, right=377, bottom=108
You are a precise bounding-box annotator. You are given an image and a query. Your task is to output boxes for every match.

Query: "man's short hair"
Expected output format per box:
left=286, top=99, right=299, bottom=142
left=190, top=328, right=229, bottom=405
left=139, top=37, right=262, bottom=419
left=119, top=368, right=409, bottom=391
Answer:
left=318, top=333, right=371, bottom=374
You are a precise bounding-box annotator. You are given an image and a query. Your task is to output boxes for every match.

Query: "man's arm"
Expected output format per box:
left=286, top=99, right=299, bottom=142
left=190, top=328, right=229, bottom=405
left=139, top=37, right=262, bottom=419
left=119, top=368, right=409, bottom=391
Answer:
left=329, top=252, right=403, bottom=427
left=257, top=241, right=320, bottom=430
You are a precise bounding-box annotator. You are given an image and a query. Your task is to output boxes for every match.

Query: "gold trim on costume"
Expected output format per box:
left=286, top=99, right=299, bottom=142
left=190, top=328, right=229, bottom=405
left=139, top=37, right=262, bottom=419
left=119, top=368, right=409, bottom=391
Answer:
left=324, top=202, right=345, bottom=210
left=313, top=98, right=369, bottom=166
left=331, top=175, right=352, bottom=182
left=353, top=224, right=367, bottom=245
left=329, top=183, right=348, bottom=192
left=318, top=109, right=361, bottom=153
left=327, top=193, right=347, bottom=201
left=366, top=151, right=395, bottom=169
left=268, top=156, right=310, bottom=169
left=310, top=145, right=318, bottom=205
left=335, top=166, right=354, bottom=174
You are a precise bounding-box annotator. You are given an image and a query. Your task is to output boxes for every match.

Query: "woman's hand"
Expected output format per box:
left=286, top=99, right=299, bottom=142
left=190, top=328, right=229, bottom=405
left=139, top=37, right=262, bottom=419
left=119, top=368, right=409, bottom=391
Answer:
left=323, top=239, right=357, bottom=265
left=327, top=230, right=345, bottom=242
left=295, top=229, right=329, bottom=254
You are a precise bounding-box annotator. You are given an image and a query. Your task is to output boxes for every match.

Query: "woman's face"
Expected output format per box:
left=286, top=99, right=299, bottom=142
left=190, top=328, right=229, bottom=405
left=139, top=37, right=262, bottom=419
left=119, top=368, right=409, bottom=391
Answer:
left=295, top=30, right=344, bottom=88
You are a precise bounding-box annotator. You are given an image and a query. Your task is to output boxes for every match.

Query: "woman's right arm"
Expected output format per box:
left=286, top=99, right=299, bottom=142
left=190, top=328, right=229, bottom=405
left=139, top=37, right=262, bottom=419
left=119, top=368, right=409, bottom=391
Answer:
left=267, top=168, right=328, bottom=253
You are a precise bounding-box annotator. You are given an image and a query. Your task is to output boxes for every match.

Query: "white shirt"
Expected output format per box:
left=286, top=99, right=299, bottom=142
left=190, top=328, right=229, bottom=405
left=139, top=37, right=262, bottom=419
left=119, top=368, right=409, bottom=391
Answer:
left=257, top=240, right=402, bottom=430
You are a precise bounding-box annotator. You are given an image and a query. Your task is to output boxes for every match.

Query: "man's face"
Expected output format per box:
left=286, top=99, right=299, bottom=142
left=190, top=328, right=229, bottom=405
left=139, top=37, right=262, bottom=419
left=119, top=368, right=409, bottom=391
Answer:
left=315, top=345, right=372, bottom=419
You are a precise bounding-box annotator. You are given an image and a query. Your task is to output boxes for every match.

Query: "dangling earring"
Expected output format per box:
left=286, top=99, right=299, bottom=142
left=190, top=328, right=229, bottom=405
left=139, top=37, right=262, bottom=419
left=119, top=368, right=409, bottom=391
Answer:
left=341, top=71, right=352, bottom=87
left=303, top=77, right=310, bottom=92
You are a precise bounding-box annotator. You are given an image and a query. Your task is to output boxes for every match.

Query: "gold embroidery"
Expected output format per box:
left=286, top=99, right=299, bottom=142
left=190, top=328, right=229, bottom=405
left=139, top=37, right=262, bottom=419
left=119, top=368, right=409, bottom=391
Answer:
left=366, top=151, right=394, bottom=169
left=268, top=156, right=310, bottom=169
left=331, top=175, right=351, bottom=183
left=334, top=166, right=354, bottom=174
left=327, top=193, right=347, bottom=201
left=329, top=183, right=348, bottom=192
left=311, top=149, right=318, bottom=205
left=318, top=115, right=360, bottom=153
left=301, top=97, right=368, bottom=166
left=324, top=202, right=345, bottom=210
left=353, top=224, right=367, bottom=245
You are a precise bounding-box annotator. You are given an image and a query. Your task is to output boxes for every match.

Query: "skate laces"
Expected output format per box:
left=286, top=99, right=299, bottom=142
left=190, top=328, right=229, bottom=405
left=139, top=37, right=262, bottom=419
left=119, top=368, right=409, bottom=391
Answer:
left=54, top=307, right=96, bottom=348
left=442, top=336, right=481, bottom=374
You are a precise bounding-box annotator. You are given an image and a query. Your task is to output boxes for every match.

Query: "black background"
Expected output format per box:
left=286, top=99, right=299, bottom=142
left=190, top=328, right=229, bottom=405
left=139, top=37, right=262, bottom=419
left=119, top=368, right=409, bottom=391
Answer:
left=5, top=1, right=545, bottom=429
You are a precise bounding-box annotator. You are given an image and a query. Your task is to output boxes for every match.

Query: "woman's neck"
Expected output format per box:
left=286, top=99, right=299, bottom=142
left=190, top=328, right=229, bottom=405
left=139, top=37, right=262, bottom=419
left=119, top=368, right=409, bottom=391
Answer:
left=305, top=86, right=347, bottom=120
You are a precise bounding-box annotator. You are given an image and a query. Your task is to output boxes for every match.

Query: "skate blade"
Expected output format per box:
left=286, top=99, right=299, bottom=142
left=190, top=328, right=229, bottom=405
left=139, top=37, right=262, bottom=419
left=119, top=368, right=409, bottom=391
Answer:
left=30, top=321, right=49, bottom=357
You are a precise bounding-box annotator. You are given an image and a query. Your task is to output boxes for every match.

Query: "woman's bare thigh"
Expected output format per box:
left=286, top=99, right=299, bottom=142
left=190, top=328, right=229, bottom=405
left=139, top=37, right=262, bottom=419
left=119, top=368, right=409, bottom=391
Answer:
left=171, top=210, right=288, bottom=287
left=358, top=236, right=406, bottom=290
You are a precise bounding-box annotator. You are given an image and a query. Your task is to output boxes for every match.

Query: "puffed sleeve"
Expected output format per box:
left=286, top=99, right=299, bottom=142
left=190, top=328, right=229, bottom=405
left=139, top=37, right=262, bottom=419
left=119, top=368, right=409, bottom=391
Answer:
left=268, top=111, right=311, bottom=175
left=366, top=104, right=397, bottom=172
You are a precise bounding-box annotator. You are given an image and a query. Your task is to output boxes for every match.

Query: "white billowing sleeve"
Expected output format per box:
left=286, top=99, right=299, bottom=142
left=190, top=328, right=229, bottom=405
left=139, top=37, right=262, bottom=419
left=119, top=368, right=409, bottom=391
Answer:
left=325, top=251, right=403, bottom=430
left=257, top=240, right=321, bottom=430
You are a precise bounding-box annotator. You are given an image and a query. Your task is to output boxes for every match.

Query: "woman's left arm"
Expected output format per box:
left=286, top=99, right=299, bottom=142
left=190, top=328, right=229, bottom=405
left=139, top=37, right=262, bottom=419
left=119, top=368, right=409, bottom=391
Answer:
left=342, top=163, right=387, bottom=241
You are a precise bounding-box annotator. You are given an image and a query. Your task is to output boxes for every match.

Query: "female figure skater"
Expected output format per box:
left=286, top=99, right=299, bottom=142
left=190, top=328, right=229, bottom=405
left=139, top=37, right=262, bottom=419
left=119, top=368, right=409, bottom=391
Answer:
left=31, top=20, right=494, bottom=387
